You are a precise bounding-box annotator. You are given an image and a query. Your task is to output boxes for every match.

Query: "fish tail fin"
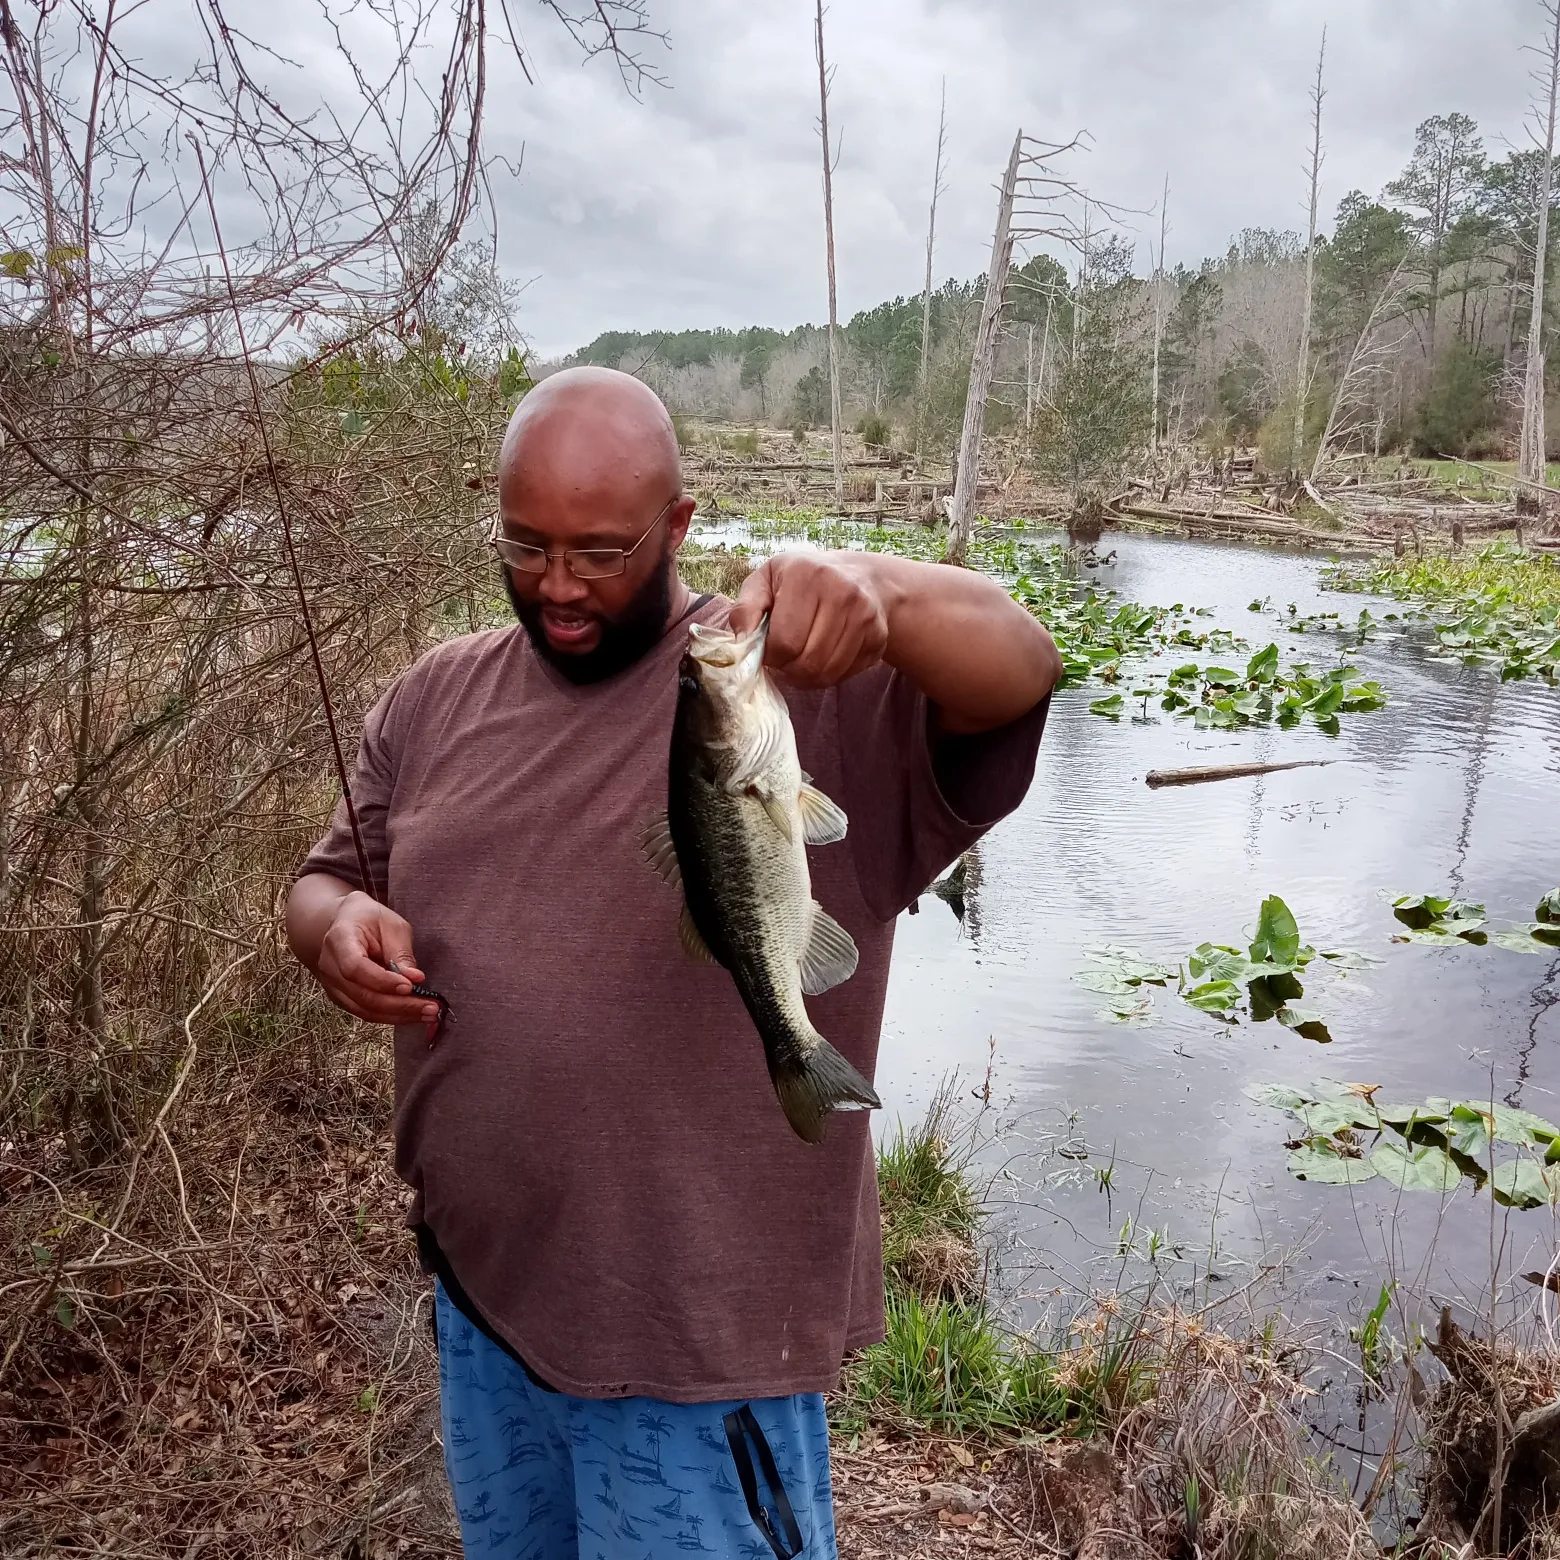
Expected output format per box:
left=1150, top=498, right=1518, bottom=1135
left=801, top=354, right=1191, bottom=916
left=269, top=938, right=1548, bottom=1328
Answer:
left=772, top=1038, right=881, bottom=1144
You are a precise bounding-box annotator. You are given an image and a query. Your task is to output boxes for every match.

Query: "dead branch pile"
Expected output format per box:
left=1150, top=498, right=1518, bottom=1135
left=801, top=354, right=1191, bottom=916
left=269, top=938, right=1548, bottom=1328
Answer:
left=1414, top=1307, right=1560, bottom=1556
left=1102, top=446, right=1537, bottom=554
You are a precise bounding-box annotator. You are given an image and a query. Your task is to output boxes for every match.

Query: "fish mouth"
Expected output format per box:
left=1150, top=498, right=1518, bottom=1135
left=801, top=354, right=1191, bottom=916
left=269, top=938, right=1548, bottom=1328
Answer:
left=687, top=613, right=768, bottom=670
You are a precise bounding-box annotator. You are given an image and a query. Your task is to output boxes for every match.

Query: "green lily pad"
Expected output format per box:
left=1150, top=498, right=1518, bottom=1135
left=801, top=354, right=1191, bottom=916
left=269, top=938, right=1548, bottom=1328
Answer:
left=1492, top=1158, right=1556, bottom=1210
left=1249, top=895, right=1301, bottom=969
left=1289, top=1141, right=1378, bottom=1185
left=1183, top=979, right=1242, bottom=1014
left=1293, top=1096, right=1378, bottom=1135
left=1370, top=1140, right=1461, bottom=1192
left=1187, top=944, right=1252, bottom=985
left=1243, top=1082, right=1310, bottom=1111
left=1276, top=1005, right=1334, bottom=1043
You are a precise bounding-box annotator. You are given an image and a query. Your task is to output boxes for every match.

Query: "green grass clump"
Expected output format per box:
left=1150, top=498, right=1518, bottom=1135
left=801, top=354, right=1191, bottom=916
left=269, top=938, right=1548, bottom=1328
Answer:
left=877, top=1114, right=981, bottom=1299
left=836, top=1286, right=1070, bottom=1436
left=836, top=1095, right=1154, bottom=1439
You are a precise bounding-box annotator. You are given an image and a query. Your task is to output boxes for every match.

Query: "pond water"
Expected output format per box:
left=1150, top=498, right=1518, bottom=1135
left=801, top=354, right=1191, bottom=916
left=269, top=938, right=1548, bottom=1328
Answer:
left=862, top=529, right=1560, bottom=1346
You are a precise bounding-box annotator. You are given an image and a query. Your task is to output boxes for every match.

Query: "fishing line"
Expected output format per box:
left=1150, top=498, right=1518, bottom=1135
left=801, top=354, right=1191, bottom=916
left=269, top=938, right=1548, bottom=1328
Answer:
left=192, top=139, right=381, bottom=905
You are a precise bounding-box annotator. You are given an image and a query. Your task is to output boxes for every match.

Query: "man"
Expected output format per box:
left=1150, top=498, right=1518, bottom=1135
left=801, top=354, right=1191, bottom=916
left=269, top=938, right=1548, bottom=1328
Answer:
left=287, top=367, right=1059, bottom=1559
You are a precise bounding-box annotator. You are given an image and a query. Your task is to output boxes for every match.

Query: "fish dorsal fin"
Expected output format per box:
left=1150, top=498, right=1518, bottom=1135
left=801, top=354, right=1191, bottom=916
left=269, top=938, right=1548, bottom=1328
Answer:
left=799, top=903, right=859, bottom=995
left=679, top=901, right=715, bottom=963
left=640, top=812, right=681, bottom=889
left=797, top=783, right=847, bottom=845
left=725, top=681, right=787, bottom=794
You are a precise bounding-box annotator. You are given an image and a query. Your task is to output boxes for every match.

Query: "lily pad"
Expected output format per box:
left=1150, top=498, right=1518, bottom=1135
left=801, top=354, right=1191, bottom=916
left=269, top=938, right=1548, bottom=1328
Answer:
left=1390, top=892, right=1487, bottom=943
left=1292, top=1096, right=1378, bottom=1134
left=1289, top=1140, right=1378, bottom=1185
left=1318, top=948, right=1384, bottom=971
left=1277, top=1005, right=1333, bottom=1043
left=1492, top=1158, right=1556, bottom=1210
left=1370, top=1140, right=1461, bottom=1193
left=1249, top=895, right=1302, bottom=969
left=1182, top=979, right=1242, bottom=1014
left=1187, top=944, right=1253, bottom=985
left=1243, top=1082, right=1310, bottom=1111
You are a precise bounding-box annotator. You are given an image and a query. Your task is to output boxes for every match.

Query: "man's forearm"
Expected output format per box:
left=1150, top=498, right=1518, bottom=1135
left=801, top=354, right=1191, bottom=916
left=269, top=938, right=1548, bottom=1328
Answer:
left=286, top=872, right=361, bottom=973
left=871, top=554, right=1061, bottom=733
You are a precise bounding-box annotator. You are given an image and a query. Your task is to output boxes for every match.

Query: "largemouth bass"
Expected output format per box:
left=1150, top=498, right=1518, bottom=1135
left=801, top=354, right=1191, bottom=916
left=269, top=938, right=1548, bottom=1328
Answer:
left=642, top=615, right=881, bottom=1142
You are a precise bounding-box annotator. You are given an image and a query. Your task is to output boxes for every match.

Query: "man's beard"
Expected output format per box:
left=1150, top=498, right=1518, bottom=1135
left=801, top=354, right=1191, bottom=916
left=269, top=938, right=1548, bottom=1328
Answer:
left=504, top=559, right=674, bottom=685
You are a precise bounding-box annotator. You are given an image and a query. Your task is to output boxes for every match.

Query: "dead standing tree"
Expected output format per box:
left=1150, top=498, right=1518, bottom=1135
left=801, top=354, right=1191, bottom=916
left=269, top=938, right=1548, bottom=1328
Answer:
left=1150, top=173, right=1169, bottom=450
left=1292, top=30, right=1326, bottom=472
left=1311, top=255, right=1416, bottom=479
left=944, top=131, right=1089, bottom=565
left=914, top=77, right=948, bottom=472
left=1519, top=0, right=1560, bottom=515
left=814, top=0, right=845, bottom=504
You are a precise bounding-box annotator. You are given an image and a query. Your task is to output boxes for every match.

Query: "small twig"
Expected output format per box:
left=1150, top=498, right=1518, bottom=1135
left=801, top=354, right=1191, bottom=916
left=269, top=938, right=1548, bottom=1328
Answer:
left=104, top=948, right=257, bottom=1239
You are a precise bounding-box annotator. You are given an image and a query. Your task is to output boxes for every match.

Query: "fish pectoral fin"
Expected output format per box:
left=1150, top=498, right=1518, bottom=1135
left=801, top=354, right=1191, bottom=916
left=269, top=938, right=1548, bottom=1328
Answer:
left=799, top=903, right=859, bottom=995
left=640, top=812, right=682, bottom=889
left=796, top=783, right=848, bottom=845
left=678, top=902, right=715, bottom=963
left=754, top=789, right=794, bottom=843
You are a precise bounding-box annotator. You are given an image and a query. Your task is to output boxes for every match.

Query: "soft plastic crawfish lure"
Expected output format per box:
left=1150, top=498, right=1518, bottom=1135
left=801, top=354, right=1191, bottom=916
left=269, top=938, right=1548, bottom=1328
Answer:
left=390, top=963, right=454, bottom=1048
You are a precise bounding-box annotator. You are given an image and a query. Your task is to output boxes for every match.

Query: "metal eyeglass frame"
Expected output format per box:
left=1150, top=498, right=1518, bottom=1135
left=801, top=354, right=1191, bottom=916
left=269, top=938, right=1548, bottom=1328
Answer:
left=490, top=494, right=678, bottom=580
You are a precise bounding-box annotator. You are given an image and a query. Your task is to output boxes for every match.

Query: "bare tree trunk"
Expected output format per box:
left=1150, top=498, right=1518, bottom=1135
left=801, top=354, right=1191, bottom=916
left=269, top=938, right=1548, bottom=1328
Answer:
left=1150, top=173, right=1168, bottom=451
left=1312, top=256, right=1411, bottom=481
left=944, top=130, right=1021, bottom=566
left=1037, top=297, right=1053, bottom=414
left=1025, top=321, right=1035, bottom=434
left=914, top=78, right=947, bottom=473
left=814, top=0, right=844, bottom=504
left=1520, top=1, right=1560, bottom=509
left=1293, top=30, right=1326, bottom=473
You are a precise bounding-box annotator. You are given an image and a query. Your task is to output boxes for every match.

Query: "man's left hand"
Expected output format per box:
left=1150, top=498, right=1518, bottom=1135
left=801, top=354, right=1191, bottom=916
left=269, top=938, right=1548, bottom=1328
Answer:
left=727, top=552, right=895, bottom=688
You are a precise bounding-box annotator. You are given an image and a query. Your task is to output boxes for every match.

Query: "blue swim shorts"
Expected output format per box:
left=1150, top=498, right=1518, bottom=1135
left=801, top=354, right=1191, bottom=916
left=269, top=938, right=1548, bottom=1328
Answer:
left=434, top=1279, right=840, bottom=1559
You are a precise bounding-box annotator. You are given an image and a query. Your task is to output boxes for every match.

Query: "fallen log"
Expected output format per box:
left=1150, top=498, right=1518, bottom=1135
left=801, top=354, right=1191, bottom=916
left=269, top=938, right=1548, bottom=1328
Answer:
left=1115, top=501, right=1384, bottom=549
left=1145, top=759, right=1335, bottom=789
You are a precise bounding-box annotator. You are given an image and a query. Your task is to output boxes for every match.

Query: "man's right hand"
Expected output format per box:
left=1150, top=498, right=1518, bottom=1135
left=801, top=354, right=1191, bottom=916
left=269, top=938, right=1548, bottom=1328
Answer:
left=286, top=875, right=442, bottom=1028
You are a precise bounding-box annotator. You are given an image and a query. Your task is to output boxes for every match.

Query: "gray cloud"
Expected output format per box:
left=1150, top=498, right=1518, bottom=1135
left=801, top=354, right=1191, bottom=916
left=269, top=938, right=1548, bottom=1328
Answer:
left=466, top=0, right=1545, bottom=353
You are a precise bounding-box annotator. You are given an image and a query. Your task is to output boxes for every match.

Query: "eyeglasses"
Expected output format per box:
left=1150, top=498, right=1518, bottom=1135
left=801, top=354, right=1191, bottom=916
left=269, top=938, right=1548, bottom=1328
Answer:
left=491, top=495, right=678, bottom=580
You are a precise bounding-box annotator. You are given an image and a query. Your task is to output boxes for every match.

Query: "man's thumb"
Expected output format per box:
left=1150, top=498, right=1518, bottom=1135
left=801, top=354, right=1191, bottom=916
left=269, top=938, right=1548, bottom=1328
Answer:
left=728, top=560, right=773, bottom=636
left=377, top=911, right=420, bottom=978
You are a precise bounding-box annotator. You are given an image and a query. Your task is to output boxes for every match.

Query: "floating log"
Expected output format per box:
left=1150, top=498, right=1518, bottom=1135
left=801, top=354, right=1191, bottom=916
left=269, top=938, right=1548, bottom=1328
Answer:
left=1145, top=759, right=1335, bottom=789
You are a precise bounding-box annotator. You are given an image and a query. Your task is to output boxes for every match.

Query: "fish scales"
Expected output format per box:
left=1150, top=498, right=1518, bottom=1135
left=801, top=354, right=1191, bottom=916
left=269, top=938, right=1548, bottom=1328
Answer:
left=646, top=614, right=879, bottom=1143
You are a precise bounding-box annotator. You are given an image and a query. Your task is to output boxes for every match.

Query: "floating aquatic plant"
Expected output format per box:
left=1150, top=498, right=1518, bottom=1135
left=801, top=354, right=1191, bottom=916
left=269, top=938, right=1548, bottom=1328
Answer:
left=1074, top=897, right=1373, bottom=1039
left=1491, top=888, right=1560, bottom=953
left=1248, top=1079, right=1560, bottom=1208
left=1328, top=544, right=1560, bottom=684
left=1387, top=892, right=1489, bottom=945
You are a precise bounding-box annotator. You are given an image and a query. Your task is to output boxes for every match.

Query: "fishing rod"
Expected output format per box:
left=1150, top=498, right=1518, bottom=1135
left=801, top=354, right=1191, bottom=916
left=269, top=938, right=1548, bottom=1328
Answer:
left=193, top=140, right=451, bottom=1042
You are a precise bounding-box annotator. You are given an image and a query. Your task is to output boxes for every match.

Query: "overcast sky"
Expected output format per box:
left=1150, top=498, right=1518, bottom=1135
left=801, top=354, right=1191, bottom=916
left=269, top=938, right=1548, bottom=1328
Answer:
left=476, top=0, right=1541, bottom=356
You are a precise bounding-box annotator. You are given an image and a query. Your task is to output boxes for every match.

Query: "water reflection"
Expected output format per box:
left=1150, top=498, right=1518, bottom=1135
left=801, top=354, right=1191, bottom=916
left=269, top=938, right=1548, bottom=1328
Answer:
left=875, top=530, right=1560, bottom=1337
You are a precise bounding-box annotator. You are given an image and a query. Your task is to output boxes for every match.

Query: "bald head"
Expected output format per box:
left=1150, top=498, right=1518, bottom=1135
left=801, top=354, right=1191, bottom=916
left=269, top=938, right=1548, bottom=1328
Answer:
left=494, top=366, right=695, bottom=683
left=499, top=366, right=682, bottom=524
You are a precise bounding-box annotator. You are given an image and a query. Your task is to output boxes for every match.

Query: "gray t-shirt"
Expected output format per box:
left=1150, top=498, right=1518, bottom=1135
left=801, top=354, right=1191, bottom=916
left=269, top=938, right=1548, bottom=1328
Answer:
left=300, top=595, right=1045, bottom=1401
